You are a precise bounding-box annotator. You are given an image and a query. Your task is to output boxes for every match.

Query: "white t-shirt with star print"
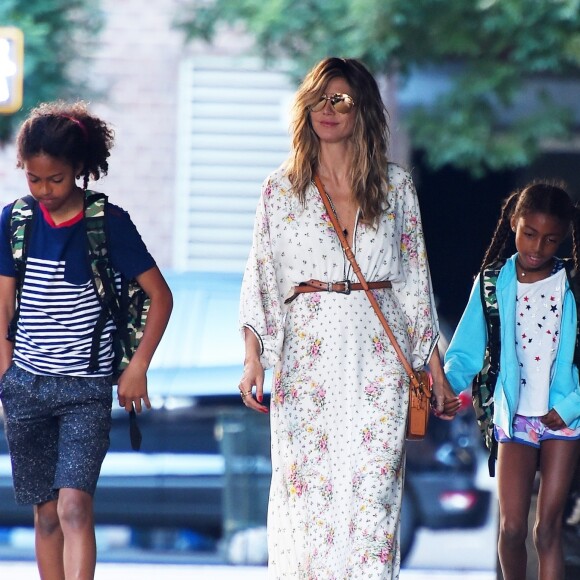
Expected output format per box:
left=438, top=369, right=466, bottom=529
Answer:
left=515, top=268, right=566, bottom=416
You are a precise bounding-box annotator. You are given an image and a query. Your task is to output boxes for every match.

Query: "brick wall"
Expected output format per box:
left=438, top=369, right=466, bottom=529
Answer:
left=85, top=0, right=187, bottom=268
left=0, top=0, right=188, bottom=269
left=0, top=3, right=408, bottom=270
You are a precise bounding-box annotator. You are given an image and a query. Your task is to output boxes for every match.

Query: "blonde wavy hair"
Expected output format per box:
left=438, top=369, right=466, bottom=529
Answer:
left=285, top=57, right=390, bottom=225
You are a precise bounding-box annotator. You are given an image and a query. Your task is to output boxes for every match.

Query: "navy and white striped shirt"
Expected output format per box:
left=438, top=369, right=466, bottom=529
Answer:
left=0, top=199, right=155, bottom=377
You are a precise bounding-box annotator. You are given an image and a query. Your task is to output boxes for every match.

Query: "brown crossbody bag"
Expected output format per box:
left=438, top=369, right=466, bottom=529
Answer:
left=313, top=175, right=432, bottom=440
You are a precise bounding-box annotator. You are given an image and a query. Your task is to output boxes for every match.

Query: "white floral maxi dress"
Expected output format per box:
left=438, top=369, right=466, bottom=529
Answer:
left=240, top=163, right=439, bottom=579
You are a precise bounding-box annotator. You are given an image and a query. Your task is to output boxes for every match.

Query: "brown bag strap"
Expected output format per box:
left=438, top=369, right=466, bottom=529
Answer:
left=313, top=174, right=421, bottom=389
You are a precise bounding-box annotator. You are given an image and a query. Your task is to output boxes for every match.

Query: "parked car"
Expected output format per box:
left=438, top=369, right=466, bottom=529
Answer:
left=401, top=391, right=491, bottom=561
left=0, top=387, right=491, bottom=563
left=0, top=272, right=491, bottom=563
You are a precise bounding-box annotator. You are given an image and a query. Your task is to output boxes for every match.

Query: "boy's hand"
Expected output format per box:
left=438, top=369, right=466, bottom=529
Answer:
left=117, top=363, right=151, bottom=413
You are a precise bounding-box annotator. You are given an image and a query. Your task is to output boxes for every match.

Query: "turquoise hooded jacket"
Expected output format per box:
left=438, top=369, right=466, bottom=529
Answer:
left=444, top=253, right=580, bottom=436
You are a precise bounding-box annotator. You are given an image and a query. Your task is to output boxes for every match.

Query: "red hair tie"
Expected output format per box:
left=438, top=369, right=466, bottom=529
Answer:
left=62, top=115, right=88, bottom=140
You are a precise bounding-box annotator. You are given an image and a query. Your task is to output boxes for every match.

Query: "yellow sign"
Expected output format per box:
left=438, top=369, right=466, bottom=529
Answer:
left=0, top=27, right=24, bottom=114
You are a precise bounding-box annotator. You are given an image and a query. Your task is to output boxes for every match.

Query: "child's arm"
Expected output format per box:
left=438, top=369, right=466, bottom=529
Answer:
left=116, top=266, right=173, bottom=413
left=428, top=344, right=461, bottom=419
left=444, top=276, right=488, bottom=393
left=546, top=286, right=580, bottom=428
left=0, top=275, right=15, bottom=376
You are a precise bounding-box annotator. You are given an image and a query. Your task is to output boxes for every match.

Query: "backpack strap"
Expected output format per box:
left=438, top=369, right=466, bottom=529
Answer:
left=480, top=261, right=503, bottom=388
left=7, top=195, right=36, bottom=341
left=83, top=191, right=123, bottom=372
left=84, top=191, right=143, bottom=450
left=478, top=259, right=504, bottom=477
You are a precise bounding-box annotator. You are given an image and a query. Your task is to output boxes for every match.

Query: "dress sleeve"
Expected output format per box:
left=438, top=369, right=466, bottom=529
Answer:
left=239, top=179, right=285, bottom=370
left=390, top=170, right=439, bottom=369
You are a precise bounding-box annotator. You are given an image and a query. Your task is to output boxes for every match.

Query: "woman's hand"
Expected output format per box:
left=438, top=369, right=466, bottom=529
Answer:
left=239, top=328, right=268, bottom=413
left=431, top=376, right=461, bottom=420
left=541, top=409, right=566, bottom=431
left=427, top=345, right=461, bottom=420
left=239, top=357, right=268, bottom=414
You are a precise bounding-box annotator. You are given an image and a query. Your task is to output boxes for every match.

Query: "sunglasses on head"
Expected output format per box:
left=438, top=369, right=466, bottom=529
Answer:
left=310, top=93, right=355, bottom=114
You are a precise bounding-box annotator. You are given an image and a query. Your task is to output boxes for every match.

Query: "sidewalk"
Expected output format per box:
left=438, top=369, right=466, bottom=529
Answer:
left=0, top=561, right=495, bottom=579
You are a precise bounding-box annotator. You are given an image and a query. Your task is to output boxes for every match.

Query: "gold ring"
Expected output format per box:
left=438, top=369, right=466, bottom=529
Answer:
left=240, top=390, right=253, bottom=398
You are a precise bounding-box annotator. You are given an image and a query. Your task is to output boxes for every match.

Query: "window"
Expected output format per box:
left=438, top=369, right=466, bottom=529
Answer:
left=173, top=57, right=294, bottom=273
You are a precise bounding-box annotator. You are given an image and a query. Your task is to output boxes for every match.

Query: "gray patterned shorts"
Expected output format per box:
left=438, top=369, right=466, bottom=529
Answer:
left=0, top=364, right=112, bottom=505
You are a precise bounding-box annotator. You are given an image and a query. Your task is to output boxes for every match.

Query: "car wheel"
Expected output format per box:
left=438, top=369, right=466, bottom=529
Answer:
left=400, top=490, right=417, bottom=564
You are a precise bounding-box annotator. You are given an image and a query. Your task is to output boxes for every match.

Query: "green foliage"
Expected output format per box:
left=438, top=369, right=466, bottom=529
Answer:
left=0, top=0, right=104, bottom=143
left=176, top=0, right=580, bottom=176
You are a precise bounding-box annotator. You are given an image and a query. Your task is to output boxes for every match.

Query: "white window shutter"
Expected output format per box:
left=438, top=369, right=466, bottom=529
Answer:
left=173, top=57, right=294, bottom=272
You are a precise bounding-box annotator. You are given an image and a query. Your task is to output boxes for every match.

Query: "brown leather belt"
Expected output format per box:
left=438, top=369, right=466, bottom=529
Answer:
left=284, top=278, right=392, bottom=304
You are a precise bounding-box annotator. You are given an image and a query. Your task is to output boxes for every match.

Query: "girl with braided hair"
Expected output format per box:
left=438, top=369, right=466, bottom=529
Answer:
left=444, top=181, right=580, bottom=580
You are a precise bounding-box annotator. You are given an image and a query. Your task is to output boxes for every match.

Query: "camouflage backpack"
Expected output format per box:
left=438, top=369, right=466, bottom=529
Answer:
left=475, top=258, right=580, bottom=476
left=473, top=260, right=504, bottom=477
left=8, top=191, right=150, bottom=384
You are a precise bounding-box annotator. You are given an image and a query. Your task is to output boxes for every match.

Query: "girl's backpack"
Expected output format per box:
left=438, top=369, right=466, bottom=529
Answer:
left=473, top=260, right=503, bottom=477
left=475, top=258, right=580, bottom=476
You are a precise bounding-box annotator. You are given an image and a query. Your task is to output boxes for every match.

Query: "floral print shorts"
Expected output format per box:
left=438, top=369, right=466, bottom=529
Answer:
left=495, top=414, right=580, bottom=448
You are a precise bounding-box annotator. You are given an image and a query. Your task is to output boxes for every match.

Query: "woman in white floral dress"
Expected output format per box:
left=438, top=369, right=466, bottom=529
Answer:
left=238, top=57, right=459, bottom=579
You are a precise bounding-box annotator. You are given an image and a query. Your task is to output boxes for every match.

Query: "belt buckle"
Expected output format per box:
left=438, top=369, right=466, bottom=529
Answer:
left=336, top=280, right=351, bottom=295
